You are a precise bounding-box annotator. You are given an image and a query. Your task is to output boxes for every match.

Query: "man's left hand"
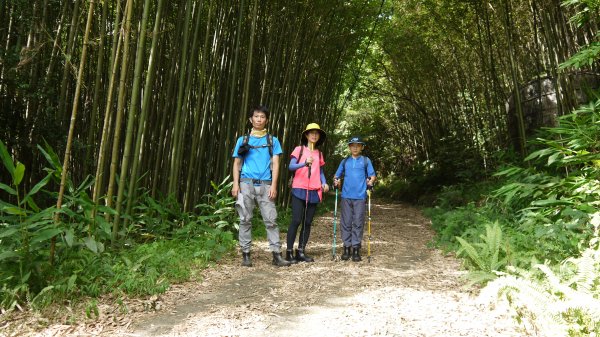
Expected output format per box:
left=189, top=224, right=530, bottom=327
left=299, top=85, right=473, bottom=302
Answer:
left=269, top=185, right=278, bottom=200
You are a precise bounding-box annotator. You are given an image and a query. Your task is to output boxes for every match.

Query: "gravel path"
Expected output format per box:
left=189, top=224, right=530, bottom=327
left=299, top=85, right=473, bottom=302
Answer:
left=3, top=199, right=523, bottom=337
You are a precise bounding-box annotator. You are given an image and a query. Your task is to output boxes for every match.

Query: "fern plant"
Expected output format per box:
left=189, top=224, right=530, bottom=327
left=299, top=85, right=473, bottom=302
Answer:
left=456, top=222, right=509, bottom=285
left=479, top=212, right=600, bottom=336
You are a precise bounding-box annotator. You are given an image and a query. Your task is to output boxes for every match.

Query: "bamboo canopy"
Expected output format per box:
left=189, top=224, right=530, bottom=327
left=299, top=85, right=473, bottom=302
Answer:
left=0, top=1, right=383, bottom=230
left=0, top=0, right=598, bottom=232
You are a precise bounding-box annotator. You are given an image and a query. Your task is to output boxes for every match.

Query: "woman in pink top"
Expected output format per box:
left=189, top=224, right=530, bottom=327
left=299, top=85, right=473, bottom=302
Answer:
left=285, top=123, right=330, bottom=263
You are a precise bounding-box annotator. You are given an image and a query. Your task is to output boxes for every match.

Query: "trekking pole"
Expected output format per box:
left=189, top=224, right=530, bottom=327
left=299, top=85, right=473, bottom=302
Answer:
left=332, top=186, right=338, bottom=260
left=300, top=143, right=313, bottom=251
left=367, top=187, right=372, bottom=263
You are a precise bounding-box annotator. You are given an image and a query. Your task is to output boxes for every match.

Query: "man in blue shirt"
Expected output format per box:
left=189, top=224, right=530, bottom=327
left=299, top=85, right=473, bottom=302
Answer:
left=333, top=136, right=376, bottom=262
left=232, top=105, right=290, bottom=267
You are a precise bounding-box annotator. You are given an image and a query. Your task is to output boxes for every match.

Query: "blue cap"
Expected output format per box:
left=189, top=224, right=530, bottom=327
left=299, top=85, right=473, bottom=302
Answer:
left=347, top=136, right=365, bottom=145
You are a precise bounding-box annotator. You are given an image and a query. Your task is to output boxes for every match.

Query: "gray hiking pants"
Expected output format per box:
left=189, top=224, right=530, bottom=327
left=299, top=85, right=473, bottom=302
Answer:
left=236, top=182, right=281, bottom=253
left=340, top=198, right=366, bottom=248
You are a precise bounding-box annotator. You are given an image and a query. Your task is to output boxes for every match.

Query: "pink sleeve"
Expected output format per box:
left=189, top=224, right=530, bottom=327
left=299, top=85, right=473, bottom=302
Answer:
left=319, top=150, right=325, bottom=166
left=290, top=146, right=301, bottom=159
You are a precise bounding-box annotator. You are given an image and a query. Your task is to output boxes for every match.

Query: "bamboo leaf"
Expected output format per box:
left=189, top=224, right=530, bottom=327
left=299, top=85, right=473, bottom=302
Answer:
left=493, top=166, right=523, bottom=177
left=531, top=199, right=573, bottom=207
left=0, top=140, right=15, bottom=176
left=0, top=199, right=15, bottom=209
left=0, top=182, right=17, bottom=195
left=21, top=195, right=41, bottom=213
left=524, top=148, right=553, bottom=161
left=32, top=228, right=63, bottom=243
left=37, top=143, right=62, bottom=172
left=84, top=237, right=98, bottom=253
left=0, top=251, right=19, bottom=261
left=96, top=205, right=118, bottom=215
left=64, top=229, right=75, bottom=247
left=13, top=162, right=25, bottom=186
left=23, top=173, right=52, bottom=200
left=3, top=207, right=27, bottom=216
left=0, top=227, right=19, bottom=238
left=547, top=152, right=561, bottom=166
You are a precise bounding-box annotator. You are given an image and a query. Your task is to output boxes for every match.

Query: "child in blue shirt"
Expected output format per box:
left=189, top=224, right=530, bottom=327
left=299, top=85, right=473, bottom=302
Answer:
left=333, top=136, right=376, bottom=262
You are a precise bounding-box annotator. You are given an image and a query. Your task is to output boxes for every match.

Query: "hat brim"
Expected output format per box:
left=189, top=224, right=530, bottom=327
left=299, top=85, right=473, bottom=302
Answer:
left=301, top=129, right=327, bottom=147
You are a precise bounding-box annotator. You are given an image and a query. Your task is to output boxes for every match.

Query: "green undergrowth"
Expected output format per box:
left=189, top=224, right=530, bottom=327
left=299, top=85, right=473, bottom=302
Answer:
left=422, top=97, right=600, bottom=335
left=0, top=141, right=238, bottom=312
left=34, top=231, right=235, bottom=308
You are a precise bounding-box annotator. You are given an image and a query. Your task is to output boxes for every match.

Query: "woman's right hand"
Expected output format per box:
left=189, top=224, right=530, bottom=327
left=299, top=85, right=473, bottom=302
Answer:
left=232, top=184, right=239, bottom=197
left=306, top=155, right=314, bottom=166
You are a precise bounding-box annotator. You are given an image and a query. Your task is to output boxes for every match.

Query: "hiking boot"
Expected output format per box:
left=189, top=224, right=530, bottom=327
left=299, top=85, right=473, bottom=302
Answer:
left=341, top=246, right=351, bottom=261
left=272, top=252, right=291, bottom=267
left=352, top=247, right=362, bottom=262
left=285, top=250, right=298, bottom=264
left=295, top=248, right=314, bottom=262
left=241, top=252, right=252, bottom=267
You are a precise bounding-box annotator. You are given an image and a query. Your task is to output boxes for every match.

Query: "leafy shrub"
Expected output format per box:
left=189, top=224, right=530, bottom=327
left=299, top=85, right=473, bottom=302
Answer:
left=427, top=99, right=600, bottom=283
left=492, top=103, right=600, bottom=263
left=424, top=197, right=508, bottom=252
left=0, top=140, right=238, bottom=311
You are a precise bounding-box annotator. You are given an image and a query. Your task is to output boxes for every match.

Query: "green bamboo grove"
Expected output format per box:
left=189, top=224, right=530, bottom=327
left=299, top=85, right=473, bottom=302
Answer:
left=341, top=0, right=599, bottom=185
left=0, top=1, right=384, bottom=235
left=1, top=0, right=598, bottom=237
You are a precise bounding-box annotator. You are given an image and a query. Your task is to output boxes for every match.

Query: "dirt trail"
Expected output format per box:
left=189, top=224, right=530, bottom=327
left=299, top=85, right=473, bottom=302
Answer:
left=9, top=199, right=522, bottom=337
left=127, top=199, right=521, bottom=337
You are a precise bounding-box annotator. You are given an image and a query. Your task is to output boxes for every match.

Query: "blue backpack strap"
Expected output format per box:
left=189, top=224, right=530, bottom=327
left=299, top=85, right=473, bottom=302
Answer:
left=340, top=156, right=349, bottom=178
left=340, top=156, right=369, bottom=179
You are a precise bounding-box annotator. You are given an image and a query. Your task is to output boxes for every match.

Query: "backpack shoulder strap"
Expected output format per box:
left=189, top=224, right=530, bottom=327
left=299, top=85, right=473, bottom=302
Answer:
left=340, top=156, right=350, bottom=177
left=267, top=134, right=273, bottom=157
left=363, top=156, right=369, bottom=178
left=239, top=133, right=250, bottom=170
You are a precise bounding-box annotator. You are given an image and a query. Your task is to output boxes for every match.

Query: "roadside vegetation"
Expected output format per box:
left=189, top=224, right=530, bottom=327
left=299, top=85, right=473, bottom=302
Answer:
left=368, top=1, right=600, bottom=334
left=354, top=1, right=600, bottom=335
left=2, top=0, right=600, bottom=335
left=0, top=142, right=238, bottom=314
left=419, top=101, right=600, bottom=336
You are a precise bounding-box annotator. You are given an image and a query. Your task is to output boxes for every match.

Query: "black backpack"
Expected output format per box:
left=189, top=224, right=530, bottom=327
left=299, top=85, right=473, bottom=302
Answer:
left=237, top=133, right=273, bottom=157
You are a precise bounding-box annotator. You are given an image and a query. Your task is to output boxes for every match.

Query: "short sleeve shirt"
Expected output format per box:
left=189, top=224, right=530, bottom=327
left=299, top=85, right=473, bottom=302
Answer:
left=290, top=146, right=324, bottom=190
left=232, top=134, right=282, bottom=181
left=334, top=156, right=376, bottom=200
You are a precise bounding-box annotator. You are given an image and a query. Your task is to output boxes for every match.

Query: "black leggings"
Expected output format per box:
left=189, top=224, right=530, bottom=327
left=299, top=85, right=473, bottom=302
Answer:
left=286, top=195, right=318, bottom=250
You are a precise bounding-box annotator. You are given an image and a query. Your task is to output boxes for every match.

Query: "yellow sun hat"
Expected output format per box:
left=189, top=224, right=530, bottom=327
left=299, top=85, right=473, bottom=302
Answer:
left=301, top=123, right=327, bottom=146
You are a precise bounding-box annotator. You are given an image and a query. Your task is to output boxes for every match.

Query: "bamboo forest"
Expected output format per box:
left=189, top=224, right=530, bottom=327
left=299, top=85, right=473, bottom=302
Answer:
left=2, top=0, right=600, bottom=335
